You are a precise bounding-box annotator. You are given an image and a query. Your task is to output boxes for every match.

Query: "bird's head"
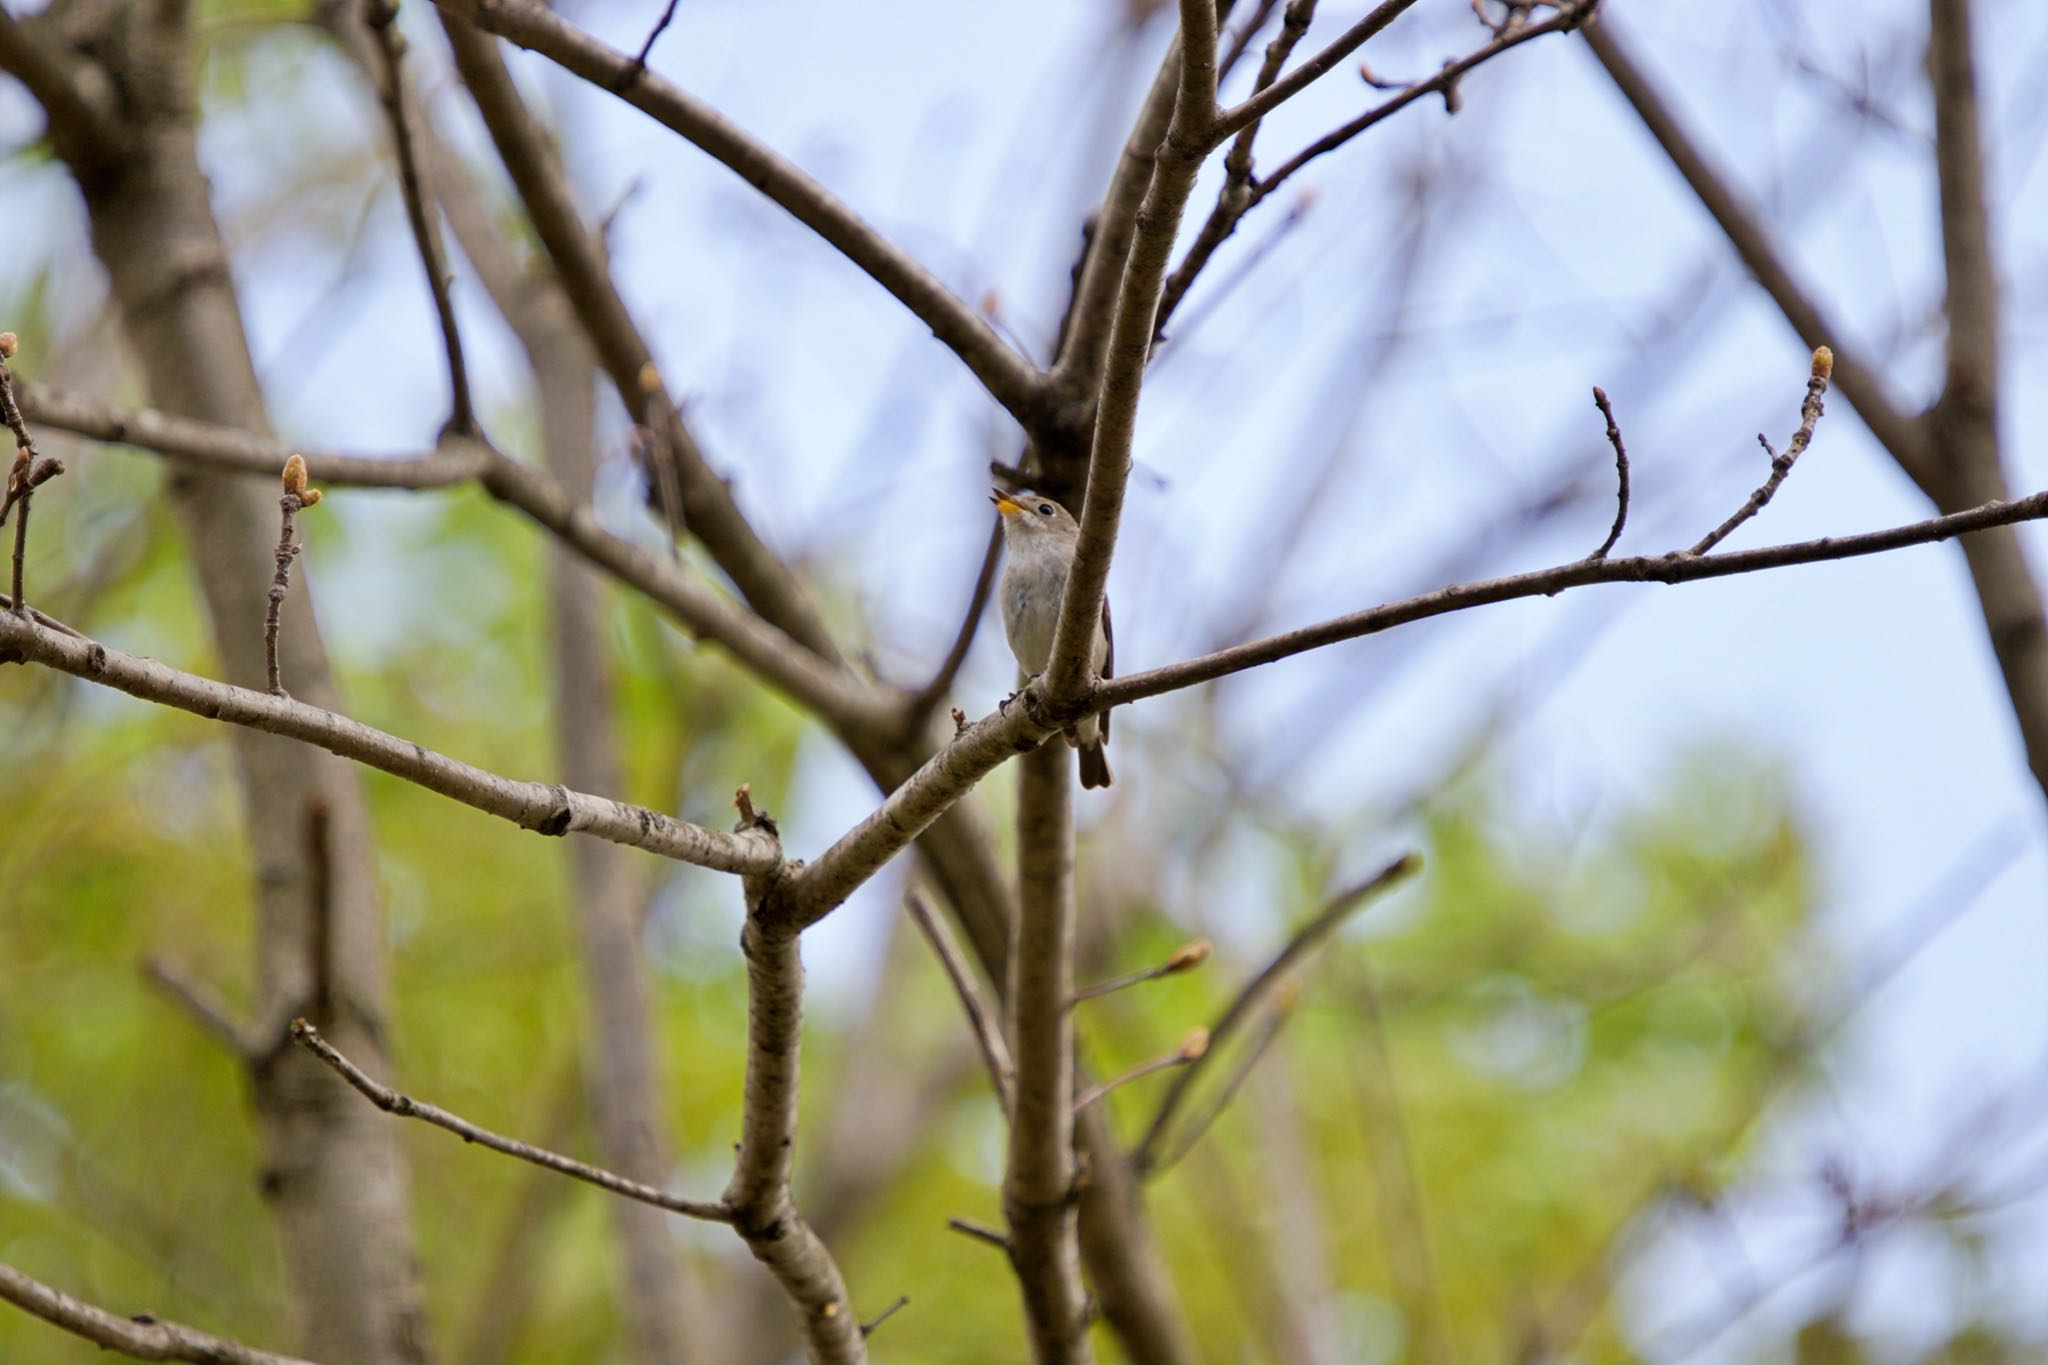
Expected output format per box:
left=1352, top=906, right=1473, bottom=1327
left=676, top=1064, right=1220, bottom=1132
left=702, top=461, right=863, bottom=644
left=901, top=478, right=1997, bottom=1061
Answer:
left=990, top=488, right=1079, bottom=546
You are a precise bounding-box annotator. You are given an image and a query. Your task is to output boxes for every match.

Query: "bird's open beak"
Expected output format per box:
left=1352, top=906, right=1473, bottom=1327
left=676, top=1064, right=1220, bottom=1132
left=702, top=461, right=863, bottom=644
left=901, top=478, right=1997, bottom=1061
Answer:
left=990, top=486, right=1024, bottom=516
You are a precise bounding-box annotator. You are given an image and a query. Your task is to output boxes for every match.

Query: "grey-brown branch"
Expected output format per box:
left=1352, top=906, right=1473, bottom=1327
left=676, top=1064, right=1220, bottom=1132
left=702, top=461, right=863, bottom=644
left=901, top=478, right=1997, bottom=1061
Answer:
left=0, top=604, right=782, bottom=875
left=291, top=1020, right=733, bottom=1221
left=1691, top=348, right=1831, bottom=555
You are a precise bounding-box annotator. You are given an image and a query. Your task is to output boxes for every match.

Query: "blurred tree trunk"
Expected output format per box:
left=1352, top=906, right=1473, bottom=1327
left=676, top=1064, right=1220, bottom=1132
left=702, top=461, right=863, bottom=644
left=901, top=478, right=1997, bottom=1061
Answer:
left=533, top=318, right=707, bottom=1364
left=404, top=60, right=707, bottom=1356
left=32, top=4, right=430, bottom=1361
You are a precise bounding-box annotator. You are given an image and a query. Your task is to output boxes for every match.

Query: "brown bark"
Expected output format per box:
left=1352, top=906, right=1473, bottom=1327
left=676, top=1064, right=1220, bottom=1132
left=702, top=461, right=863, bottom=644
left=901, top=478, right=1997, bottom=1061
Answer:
left=27, top=4, right=430, bottom=1360
left=1005, top=741, right=1093, bottom=1363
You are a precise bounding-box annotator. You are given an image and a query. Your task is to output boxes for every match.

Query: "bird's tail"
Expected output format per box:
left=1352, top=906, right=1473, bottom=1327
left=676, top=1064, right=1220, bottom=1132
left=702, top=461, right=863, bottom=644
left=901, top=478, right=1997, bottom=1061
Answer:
left=1077, top=740, right=1112, bottom=790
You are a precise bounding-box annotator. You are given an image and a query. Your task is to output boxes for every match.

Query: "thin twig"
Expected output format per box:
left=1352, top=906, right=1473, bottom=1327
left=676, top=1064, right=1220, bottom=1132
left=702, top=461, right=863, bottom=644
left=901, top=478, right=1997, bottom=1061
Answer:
left=1156, top=188, right=1317, bottom=345
left=859, top=1294, right=909, bottom=1338
left=142, top=956, right=255, bottom=1057
left=1070, top=940, right=1211, bottom=1006
left=291, top=1019, right=734, bottom=1221
left=1588, top=385, right=1629, bottom=560
left=265, top=456, right=321, bottom=696
left=1217, top=0, right=1284, bottom=84
left=946, top=1217, right=1011, bottom=1252
left=906, top=518, right=1003, bottom=728
left=906, top=890, right=1014, bottom=1108
left=1211, top=0, right=1420, bottom=141
left=1692, top=347, right=1832, bottom=555
left=1073, top=1030, right=1209, bottom=1114
left=628, top=0, right=680, bottom=75
left=1134, top=853, right=1419, bottom=1172
left=1150, top=989, right=1298, bottom=1175
left=7, top=450, right=28, bottom=616
left=4, top=454, right=63, bottom=619
left=1, top=342, right=65, bottom=618
left=363, top=0, right=476, bottom=434
left=18, top=380, right=485, bottom=487
left=1251, top=2, right=1592, bottom=205
left=0, top=1261, right=314, bottom=1365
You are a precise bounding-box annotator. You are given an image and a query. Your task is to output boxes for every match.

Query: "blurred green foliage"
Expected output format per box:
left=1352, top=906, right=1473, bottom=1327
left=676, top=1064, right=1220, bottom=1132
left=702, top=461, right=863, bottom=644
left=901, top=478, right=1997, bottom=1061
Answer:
left=0, top=343, right=2031, bottom=1365
left=0, top=438, right=1827, bottom=1362
left=4, top=412, right=2039, bottom=1360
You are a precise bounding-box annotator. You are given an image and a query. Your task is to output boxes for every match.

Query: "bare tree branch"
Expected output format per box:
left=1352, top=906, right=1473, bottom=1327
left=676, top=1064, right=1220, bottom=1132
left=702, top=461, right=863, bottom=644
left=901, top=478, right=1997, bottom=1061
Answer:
left=1148, top=996, right=1293, bottom=1175
left=1210, top=0, right=1420, bottom=140
left=1044, top=0, right=1219, bottom=703
left=1095, top=489, right=2048, bottom=711
left=1254, top=2, right=1594, bottom=205
left=1134, top=853, right=1418, bottom=1173
left=775, top=703, right=1057, bottom=930
left=0, top=1261, right=314, bottom=1365
left=1049, top=43, right=1188, bottom=422
left=290, top=1021, right=733, bottom=1222
left=142, top=956, right=258, bottom=1057
left=0, top=606, right=784, bottom=875
left=1071, top=940, right=1211, bottom=1006
left=435, top=13, right=845, bottom=662
left=1157, top=0, right=1319, bottom=336
left=16, top=389, right=883, bottom=730
left=726, top=844, right=868, bottom=1363
left=0, top=4, right=122, bottom=163
left=263, top=457, right=321, bottom=696
left=1582, top=16, right=1929, bottom=475
left=1589, top=13, right=2048, bottom=808
left=1587, top=386, right=1630, bottom=561
left=430, top=0, right=1047, bottom=432
left=1217, top=0, right=1284, bottom=84
left=17, top=380, right=486, bottom=486
left=906, top=517, right=1004, bottom=729
left=1004, top=744, right=1092, bottom=1362
left=1926, top=0, right=2000, bottom=457
left=907, top=889, right=1015, bottom=1108
left=1691, top=348, right=1830, bottom=555
left=361, top=0, right=476, bottom=435
left=1073, top=1031, right=1208, bottom=1115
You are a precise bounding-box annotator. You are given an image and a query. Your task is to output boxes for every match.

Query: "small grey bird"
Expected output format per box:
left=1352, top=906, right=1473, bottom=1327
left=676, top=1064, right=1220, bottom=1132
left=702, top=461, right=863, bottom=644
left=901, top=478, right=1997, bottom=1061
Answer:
left=992, top=487, right=1113, bottom=789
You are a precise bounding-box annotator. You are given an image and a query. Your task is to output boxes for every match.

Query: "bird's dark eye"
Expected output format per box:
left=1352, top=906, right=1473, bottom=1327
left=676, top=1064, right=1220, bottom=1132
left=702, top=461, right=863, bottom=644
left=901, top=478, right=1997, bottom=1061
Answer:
left=1037, top=503, right=1054, bottom=516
